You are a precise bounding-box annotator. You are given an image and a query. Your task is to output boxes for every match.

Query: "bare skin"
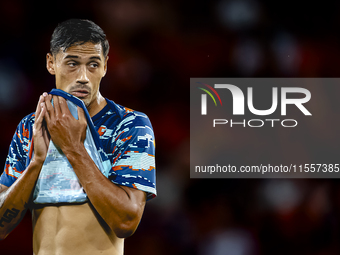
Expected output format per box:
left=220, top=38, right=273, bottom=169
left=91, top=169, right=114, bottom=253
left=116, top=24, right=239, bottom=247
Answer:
left=0, top=42, right=146, bottom=254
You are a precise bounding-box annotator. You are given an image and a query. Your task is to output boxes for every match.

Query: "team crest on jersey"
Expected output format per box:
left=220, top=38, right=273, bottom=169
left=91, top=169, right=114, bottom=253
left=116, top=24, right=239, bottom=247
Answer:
left=98, top=125, right=114, bottom=139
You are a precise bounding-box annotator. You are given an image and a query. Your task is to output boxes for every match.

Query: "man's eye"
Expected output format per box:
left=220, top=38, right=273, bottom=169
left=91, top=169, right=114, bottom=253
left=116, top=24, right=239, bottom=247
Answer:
left=90, top=62, right=99, bottom=68
left=68, top=62, right=77, bottom=67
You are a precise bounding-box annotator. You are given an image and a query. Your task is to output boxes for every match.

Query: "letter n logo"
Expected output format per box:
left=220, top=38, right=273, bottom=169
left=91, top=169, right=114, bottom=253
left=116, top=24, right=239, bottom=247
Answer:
left=197, top=82, right=222, bottom=115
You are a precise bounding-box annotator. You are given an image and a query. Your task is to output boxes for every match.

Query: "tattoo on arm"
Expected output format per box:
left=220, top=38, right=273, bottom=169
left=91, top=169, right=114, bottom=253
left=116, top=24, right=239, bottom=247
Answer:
left=0, top=208, right=20, bottom=227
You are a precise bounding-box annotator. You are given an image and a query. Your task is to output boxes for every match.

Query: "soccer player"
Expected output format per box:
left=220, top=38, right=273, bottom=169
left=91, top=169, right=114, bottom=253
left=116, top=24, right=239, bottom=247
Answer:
left=0, top=19, right=156, bottom=255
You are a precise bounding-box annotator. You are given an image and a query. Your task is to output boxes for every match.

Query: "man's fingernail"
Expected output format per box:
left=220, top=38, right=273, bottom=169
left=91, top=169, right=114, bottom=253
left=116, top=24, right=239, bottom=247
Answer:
left=43, top=92, right=48, bottom=97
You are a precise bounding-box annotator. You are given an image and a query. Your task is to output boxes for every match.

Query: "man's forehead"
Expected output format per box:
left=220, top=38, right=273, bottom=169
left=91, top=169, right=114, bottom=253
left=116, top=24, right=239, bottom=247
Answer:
left=57, top=42, right=104, bottom=60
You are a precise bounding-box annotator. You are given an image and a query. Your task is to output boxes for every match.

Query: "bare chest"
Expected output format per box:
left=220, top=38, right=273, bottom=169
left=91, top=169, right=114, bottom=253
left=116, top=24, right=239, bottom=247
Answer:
left=31, top=203, right=123, bottom=255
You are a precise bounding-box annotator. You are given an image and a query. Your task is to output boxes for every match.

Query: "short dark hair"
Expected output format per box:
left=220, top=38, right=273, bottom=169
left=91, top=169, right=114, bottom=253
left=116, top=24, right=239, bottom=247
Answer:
left=50, top=19, right=109, bottom=58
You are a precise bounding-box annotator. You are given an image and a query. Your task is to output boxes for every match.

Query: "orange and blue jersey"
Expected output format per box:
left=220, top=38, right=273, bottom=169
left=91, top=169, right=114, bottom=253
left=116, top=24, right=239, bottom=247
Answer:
left=0, top=95, right=157, bottom=201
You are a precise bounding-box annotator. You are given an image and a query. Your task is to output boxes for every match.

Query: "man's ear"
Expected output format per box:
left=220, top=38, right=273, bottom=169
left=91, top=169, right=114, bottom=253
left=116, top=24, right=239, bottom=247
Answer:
left=46, top=53, right=56, bottom=75
left=103, top=56, right=109, bottom=77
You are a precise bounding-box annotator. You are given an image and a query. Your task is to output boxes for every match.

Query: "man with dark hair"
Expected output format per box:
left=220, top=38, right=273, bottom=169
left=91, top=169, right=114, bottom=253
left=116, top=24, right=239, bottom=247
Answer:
left=0, top=19, right=156, bottom=254
left=50, top=19, right=110, bottom=60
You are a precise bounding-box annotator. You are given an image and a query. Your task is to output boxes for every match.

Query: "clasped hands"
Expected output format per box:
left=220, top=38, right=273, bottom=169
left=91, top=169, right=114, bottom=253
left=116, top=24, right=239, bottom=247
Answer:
left=33, top=92, right=87, bottom=162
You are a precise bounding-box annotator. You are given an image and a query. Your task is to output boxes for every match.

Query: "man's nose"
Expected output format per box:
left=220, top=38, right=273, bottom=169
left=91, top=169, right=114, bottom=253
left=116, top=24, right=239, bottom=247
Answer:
left=77, top=65, right=89, bottom=84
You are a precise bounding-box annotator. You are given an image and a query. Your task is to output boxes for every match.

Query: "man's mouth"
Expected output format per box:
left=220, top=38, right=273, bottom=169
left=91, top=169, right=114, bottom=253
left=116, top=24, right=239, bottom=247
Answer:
left=70, top=89, right=89, bottom=98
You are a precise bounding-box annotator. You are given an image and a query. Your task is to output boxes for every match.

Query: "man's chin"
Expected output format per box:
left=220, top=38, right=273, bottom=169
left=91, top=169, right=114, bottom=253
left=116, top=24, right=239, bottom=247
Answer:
left=74, top=96, right=90, bottom=107
left=70, top=93, right=90, bottom=105
left=81, top=98, right=91, bottom=107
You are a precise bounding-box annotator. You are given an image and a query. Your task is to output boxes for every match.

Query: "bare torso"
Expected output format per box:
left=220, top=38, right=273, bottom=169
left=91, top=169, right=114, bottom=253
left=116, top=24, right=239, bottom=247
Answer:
left=32, top=202, right=124, bottom=255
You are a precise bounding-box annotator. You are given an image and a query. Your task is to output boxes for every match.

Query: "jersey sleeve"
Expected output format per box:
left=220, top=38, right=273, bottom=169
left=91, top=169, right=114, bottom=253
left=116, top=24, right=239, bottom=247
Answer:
left=108, top=111, right=156, bottom=201
left=0, top=114, right=34, bottom=187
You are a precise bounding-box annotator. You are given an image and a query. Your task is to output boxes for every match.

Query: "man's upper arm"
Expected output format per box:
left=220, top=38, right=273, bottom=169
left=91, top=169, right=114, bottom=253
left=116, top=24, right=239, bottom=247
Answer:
left=119, top=185, right=147, bottom=204
left=0, top=184, right=10, bottom=208
left=0, top=184, right=9, bottom=194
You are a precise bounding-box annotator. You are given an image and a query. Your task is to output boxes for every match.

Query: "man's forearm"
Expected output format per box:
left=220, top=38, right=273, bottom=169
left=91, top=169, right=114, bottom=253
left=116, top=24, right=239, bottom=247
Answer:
left=64, top=144, right=146, bottom=238
left=0, top=159, right=43, bottom=240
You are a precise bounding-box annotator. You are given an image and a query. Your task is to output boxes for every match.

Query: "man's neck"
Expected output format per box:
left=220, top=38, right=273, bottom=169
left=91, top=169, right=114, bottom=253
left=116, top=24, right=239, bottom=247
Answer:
left=87, top=93, right=107, bottom=117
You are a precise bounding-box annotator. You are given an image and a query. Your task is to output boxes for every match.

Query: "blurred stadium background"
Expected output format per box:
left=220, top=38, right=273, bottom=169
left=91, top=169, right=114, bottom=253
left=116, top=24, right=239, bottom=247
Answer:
left=1, top=0, right=340, bottom=254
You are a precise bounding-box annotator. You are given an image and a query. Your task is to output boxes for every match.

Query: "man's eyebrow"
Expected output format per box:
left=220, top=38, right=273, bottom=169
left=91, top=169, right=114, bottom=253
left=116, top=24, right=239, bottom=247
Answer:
left=89, top=56, right=102, bottom=61
left=63, top=55, right=102, bottom=61
left=64, top=55, right=79, bottom=59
